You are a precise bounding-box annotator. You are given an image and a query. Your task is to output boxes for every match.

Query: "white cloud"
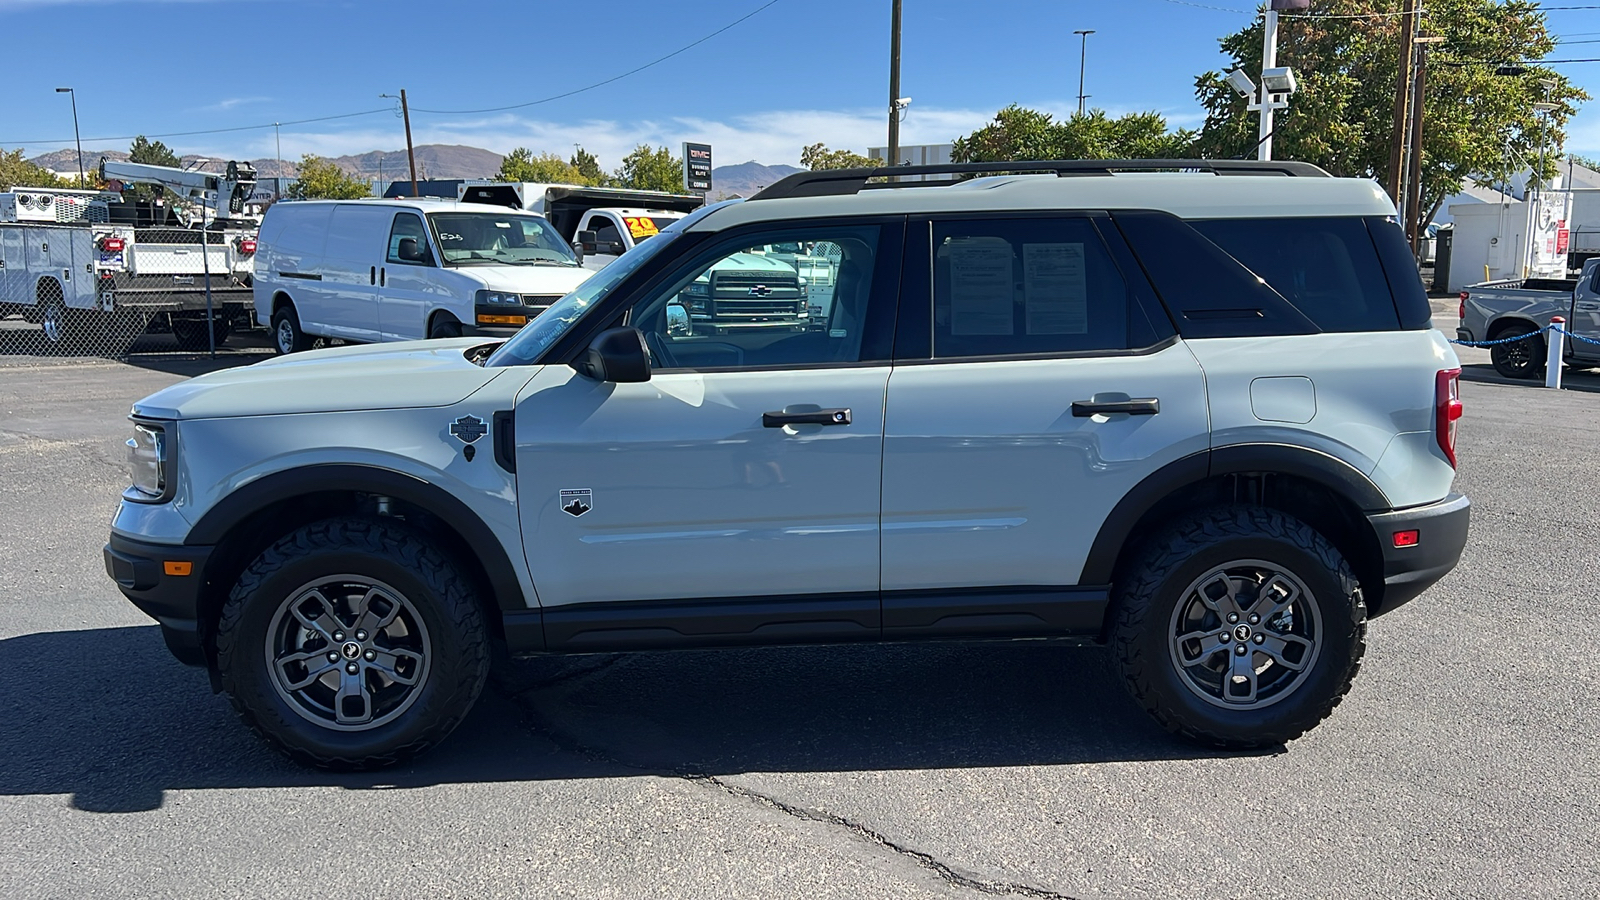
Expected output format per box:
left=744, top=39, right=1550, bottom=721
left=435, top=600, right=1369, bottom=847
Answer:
left=224, top=103, right=1212, bottom=171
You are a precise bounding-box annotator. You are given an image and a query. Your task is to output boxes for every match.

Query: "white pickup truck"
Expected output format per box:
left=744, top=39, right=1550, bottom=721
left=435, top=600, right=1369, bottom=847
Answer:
left=1458, top=257, right=1600, bottom=377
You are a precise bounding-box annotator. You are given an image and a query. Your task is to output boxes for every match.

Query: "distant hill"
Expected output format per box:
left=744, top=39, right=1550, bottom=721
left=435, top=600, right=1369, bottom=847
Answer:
left=711, top=161, right=804, bottom=199
left=28, top=145, right=802, bottom=194
left=29, top=144, right=504, bottom=181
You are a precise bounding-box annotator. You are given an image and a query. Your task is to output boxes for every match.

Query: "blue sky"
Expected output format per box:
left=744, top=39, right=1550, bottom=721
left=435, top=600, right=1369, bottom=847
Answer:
left=3, top=0, right=1600, bottom=169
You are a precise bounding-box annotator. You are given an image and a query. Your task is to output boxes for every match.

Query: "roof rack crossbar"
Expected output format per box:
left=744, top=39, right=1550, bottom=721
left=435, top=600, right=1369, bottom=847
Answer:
left=750, top=158, right=1332, bottom=201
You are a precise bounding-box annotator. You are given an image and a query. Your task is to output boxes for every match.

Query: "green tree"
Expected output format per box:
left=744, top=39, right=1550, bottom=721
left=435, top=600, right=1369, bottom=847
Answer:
left=497, top=147, right=585, bottom=184
left=1194, top=0, right=1586, bottom=225
left=570, top=146, right=608, bottom=185
left=801, top=143, right=876, bottom=170
left=612, top=144, right=684, bottom=193
left=952, top=106, right=1197, bottom=163
left=0, top=149, right=67, bottom=191
left=287, top=154, right=371, bottom=200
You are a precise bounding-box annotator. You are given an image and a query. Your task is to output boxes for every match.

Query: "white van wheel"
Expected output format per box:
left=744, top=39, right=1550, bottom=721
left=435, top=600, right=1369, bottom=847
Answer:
left=272, top=305, right=312, bottom=355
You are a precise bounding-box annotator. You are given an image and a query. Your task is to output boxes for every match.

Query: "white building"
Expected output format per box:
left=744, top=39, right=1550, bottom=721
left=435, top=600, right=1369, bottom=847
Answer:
left=867, top=143, right=954, bottom=182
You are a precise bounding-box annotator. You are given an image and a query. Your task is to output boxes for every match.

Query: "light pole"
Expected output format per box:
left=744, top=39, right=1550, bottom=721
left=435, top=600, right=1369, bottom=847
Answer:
left=1074, top=30, right=1095, bottom=117
left=54, top=87, right=84, bottom=186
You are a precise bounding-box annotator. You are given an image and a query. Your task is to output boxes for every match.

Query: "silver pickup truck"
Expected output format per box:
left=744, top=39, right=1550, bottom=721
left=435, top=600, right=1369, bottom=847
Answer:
left=1458, top=258, right=1600, bottom=378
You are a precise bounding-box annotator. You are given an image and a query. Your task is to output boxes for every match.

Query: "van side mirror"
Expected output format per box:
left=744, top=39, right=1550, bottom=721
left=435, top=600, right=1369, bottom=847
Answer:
left=398, top=237, right=429, bottom=263
left=574, top=327, right=651, bottom=383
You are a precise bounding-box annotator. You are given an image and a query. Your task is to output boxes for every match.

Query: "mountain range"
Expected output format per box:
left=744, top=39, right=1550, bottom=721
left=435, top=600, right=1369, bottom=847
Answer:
left=28, top=145, right=803, bottom=197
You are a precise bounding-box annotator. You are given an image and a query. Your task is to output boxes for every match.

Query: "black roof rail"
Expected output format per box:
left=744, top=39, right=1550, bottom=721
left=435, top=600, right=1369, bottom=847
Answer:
left=750, top=158, right=1332, bottom=201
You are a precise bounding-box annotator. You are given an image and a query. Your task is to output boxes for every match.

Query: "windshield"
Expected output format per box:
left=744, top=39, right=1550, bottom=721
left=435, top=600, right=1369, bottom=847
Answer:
left=427, top=213, right=579, bottom=267
left=486, top=226, right=682, bottom=367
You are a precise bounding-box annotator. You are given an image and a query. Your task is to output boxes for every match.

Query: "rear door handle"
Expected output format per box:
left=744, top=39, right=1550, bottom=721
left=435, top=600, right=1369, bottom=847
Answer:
left=763, top=408, right=851, bottom=427
left=1072, top=398, right=1160, bottom=417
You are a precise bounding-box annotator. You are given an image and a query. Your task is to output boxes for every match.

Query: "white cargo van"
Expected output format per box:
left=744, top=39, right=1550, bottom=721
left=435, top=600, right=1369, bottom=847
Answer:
left=253, top=198, right=592, bottom=354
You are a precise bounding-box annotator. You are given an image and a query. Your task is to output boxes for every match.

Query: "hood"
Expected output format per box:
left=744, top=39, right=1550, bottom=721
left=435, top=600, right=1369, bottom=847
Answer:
left=463, top=264, right=593, bottom=296
left=132, top=339, right=529, bottom=420
left=712, top=252, right=798, bottom=275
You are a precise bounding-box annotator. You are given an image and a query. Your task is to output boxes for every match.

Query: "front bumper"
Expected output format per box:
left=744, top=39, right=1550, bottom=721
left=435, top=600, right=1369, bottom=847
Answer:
left=1365, top=492, right=1471, bottom=616
left=103, top=532, right=213, bottom=666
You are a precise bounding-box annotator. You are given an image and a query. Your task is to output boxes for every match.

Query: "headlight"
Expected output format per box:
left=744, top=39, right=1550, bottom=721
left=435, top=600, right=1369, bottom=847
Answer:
left=475, top=290, right=521, bottom=306
left=126, top=421, right=168, bottom=500
left=684, top=282, right=709, bottom=297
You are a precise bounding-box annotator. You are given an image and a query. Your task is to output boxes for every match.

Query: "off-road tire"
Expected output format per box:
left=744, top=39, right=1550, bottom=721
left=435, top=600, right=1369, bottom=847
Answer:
left=272, top=304, right=312, bottom=355
left=216, top=518, right=489, bottom=770
left=1489, top=323, right=1544, bottom=379
left=1111, top=505, right=1367, bottom=749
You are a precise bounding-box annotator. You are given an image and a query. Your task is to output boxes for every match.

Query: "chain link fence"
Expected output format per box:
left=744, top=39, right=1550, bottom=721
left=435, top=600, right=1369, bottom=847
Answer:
left=0, top=225, right=258, bottom=359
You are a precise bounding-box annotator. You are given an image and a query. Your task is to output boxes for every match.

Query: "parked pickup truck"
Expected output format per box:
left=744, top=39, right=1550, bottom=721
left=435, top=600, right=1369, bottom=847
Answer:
left=1458, top=257, right=1600, bottom=378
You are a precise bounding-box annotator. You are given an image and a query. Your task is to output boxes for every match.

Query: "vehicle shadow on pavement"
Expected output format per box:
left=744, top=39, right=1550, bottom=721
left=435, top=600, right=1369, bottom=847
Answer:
left=1459, top=362, right=1600, bottom=393
left=0, top=625, right=1243, bottom=813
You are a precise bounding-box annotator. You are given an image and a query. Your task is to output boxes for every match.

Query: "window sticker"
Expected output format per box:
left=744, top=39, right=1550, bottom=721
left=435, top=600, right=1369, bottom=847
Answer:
left=948, top=241, right=1015, bottom=335
left=623, top=216, right=660, bottom=239
left=1022, top=243, right=1089, bottom=335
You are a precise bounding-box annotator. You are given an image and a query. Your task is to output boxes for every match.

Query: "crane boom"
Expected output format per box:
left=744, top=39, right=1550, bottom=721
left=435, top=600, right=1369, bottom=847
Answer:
left=99, top=159, right=259, bottom=224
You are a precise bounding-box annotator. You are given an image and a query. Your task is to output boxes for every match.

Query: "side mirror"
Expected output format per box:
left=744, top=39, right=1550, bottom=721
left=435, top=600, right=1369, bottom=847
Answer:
left=575, top=230, right=598, bottom=255
left=666, top=302, right=692, bottom=337
left=574, top=327, right=651, bottom=383
left=605, top=241, right=627, bottom=255
left=398, top=237, right=429, bottom=263
left=569, top=240, right=584, bottom=263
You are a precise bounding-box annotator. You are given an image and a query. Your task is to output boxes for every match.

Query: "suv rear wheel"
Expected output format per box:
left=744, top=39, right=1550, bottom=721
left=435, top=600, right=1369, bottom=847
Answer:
left=216, top=518, right=489, bottom=769
left=1112, top=506, right=1366, bottom=748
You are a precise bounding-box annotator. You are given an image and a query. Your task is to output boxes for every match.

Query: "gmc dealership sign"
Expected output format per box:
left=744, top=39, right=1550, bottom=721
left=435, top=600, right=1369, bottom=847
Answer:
left=683, top=142, right=712, bottom=195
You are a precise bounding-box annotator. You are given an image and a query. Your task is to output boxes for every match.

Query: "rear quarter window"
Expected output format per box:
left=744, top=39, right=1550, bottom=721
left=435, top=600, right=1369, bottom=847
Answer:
left=1190, top=217, right=1406, bottom=332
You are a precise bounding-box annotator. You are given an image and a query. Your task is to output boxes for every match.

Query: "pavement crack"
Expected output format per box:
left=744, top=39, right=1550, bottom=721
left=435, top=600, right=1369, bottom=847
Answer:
left=490, top=662, right=1084, bottom=899
left=688, top=775, right=1086, bottom=899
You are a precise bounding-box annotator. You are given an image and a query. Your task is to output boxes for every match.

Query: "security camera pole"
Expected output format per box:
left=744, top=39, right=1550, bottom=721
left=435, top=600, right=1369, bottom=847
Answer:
left=1250, top=0, right=1309, bottom=160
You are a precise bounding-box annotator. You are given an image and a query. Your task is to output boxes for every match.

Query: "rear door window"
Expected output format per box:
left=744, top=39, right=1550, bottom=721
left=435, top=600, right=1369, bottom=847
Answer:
left=931, top=216, right=1167, bottom=359
left=1190, top=217, right=1402, bottom=332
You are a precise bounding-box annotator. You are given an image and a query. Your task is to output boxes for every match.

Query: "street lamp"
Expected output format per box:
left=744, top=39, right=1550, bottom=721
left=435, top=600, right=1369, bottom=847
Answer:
left=54, top=87, right=84, bottom=186
left=1074, top=30, right=1095, bottom=117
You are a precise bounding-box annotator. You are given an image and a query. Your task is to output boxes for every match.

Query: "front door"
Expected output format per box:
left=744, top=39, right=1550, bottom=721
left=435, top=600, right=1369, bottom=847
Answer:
left=378, top=211, right=443, bottom=341
left=512, top=221, right=903, bottom=643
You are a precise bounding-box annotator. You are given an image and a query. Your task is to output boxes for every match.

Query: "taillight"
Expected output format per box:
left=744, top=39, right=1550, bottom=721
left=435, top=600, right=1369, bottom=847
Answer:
left=1435, top=367, right=1463, bottom=467
left=101, top=237, right=125, bottom=252
left=238, top=239, right=257, bottom=255
left=1458, top=291, right=1468, bottom=320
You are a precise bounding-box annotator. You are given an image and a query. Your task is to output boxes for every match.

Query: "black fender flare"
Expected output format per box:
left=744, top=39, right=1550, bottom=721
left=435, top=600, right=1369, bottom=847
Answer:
left=1079, top=444, right=1391, bottom=585
left=186, top=463, right=528, bottom=613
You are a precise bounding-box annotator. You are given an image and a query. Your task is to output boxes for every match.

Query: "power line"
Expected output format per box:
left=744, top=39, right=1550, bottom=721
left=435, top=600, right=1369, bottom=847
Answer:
left=411, top=0, right=781, bottom=115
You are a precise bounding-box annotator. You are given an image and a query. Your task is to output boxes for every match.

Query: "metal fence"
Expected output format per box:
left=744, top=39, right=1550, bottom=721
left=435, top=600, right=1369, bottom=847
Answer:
left=0, top=225, right=256, bottom=359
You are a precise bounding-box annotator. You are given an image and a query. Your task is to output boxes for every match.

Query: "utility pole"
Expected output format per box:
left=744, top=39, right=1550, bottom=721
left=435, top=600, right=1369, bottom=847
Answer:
left=1074, top=30, right=1095, bottom=117
left=1406, top=36, right=1444, bottom=251
left=400, top=89, right=419, bottom=197
left=887, top=0, right=902, bottom=168
left=1385, top=0, right=1418, bottom=206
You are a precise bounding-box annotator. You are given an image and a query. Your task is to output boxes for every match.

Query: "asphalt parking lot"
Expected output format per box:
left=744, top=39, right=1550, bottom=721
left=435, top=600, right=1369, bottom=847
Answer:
left=2, top=321, right=1598, bottom=899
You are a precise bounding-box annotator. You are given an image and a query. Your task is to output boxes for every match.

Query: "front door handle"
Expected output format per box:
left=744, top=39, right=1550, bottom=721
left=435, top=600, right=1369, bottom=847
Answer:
left=1577, top=301, right=1600, bottom=311
left=370, top=266, right=376, bottom=285
left=1072, top=398, right=1160, bottom=417
left=380, top=267, right=386, bottom=287
left=763, top=408, right=851, bottom=427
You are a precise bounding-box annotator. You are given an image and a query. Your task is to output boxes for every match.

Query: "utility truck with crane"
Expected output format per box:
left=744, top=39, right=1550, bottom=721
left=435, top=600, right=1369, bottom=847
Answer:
left=0, top=158, right=261, bottom=353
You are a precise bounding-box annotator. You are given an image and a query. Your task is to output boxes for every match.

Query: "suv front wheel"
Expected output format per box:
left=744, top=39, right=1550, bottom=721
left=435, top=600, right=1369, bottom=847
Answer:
left=1112, top=506, right=1366, bottom=748
left=216, top=518, right=490, bottom=769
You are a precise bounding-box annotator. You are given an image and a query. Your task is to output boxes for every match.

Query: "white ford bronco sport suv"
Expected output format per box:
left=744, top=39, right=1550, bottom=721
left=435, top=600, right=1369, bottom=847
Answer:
left=105, top=160, right=1470, bottom=770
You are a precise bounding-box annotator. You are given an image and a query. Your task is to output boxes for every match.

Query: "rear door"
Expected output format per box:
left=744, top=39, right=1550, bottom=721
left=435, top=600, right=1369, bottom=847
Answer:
left=880, top=213, right=1209, bottom=602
